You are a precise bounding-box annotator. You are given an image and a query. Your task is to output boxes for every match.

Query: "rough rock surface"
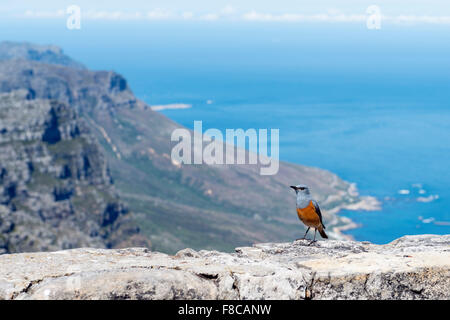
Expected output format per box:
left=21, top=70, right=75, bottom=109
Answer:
left=0, top=235, right=448, bottom=300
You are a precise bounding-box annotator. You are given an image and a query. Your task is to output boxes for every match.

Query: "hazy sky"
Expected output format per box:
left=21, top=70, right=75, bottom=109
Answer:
left=2, top=0, right=448, bottom=12
left=2, top=0, right=450, bottom=23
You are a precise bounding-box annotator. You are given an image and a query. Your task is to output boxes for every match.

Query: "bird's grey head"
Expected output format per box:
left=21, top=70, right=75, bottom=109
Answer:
left=290, top=184, right=311, bottom=195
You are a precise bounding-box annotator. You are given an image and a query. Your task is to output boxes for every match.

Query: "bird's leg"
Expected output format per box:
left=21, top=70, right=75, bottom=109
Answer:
left=296, top=227, right=310, bottom=241
left=308, top=229, right=318, bottom=246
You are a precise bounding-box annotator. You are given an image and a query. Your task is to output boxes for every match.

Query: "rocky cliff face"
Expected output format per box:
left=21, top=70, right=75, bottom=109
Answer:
left=0, top=235, right=448, bottom=300
left=0, top=90, right=148, bottom=254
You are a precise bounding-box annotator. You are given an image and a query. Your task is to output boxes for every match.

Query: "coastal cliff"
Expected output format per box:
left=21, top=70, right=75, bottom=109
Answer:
left=0, top=234, right=448, bottom=300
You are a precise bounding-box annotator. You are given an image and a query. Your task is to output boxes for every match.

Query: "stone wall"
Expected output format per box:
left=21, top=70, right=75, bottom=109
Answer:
left=0, top=234, right=448, bottom=300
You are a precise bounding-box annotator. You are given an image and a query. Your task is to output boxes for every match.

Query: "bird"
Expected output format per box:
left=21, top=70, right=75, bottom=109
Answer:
left=290, top=184, right=328, bottom=245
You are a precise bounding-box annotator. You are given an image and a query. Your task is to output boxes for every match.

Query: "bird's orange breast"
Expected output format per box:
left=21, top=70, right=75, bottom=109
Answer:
left=296, top=201, right=321, bottom=228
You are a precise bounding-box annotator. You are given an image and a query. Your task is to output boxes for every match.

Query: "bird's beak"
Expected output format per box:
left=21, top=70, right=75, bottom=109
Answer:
left=290, top=186, right=297, bottom=190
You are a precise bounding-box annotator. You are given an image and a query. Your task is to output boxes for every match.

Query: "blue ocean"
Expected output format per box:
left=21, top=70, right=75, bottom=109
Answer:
left=3, top=20, right=450, bottom=243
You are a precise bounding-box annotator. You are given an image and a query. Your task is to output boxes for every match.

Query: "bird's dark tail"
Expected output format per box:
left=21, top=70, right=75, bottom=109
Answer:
left=318, top=226, right=328, bottom=239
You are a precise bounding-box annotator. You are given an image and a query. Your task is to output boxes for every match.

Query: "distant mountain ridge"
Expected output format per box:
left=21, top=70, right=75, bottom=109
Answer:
left=0, top=41, right=377, bottom=254
left=0, top=42, right=85, bottom=69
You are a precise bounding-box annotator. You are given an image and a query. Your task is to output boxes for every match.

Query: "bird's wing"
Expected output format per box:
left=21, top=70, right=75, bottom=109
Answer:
left=312, top=200, right=325, bottom=229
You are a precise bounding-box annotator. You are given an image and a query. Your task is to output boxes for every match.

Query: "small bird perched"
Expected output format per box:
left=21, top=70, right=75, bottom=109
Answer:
left=290, top=184, right=328, bottom=244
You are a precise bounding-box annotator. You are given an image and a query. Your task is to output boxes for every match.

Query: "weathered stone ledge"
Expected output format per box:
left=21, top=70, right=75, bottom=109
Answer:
left=0, top=234, right=448, bottom=300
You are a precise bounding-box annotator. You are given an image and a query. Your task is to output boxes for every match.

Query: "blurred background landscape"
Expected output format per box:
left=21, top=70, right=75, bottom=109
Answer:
left=0, top=1, right=449, bottom=254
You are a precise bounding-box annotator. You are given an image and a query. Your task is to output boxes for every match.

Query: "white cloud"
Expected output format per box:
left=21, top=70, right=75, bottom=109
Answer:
left=146, top=8, right=172, bottom=20
left=83, top=10, right=143, bottom=20
left=23, top=9, right=64, bottom=18
left=242, top=11, right=365, bottom=22
left=390, top=15, right=450, bottom=24
left=21, top=9, right=144, bottom=20
left=242, top=11, right=450, bottom=24
left=200, top=13, right=219, bottom=21
left=182, top=11, right=194, bottom=20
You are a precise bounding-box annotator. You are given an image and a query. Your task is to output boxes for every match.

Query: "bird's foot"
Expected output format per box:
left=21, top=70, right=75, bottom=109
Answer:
left=307, top=240, right=317, bottom=246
